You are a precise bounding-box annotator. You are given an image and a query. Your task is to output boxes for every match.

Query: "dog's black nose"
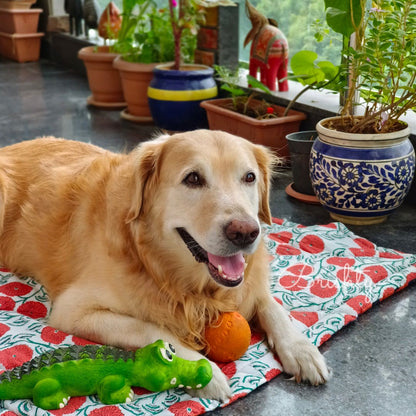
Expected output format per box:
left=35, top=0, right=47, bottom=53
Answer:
left=225, top=219, right=259, bottom=247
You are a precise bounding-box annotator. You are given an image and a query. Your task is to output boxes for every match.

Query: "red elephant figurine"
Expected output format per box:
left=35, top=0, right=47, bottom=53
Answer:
left=244, top=0, right=289, bottom=92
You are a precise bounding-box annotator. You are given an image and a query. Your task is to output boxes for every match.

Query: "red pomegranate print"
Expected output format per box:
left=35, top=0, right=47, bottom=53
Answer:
left=349, top=238, right=376, bottom=257
left=218, top=361, right=237, bottom=379
left=0, top=345, right=33, bottom=369
left=381, top=287, right=395, bottom=301
left=279, top=275, right=308, bottom=291
left=321, top=223, right=337, bottom=229
left=0, top=323, right=10, bottom=336
left=318, top=333, right=332, bottom=345
left=49, top=397, right=87, bottom=416
left=290, top=311, right=319, bottom=327
left=268, top=231, right=292, bottom=244
left=286, top=264, right=313, bottom=276
left=276, top=244, right=301, bottom=256
left=299, top=235, right=325, bottom=254
left=265, top=368, right=281, bottom=381
left=17, top=301, right=48, bottom=319
left=41, top=326, right=68, bottom=344
left=309, top=278, right=338, bottom=298
left=379, top=251, right=403, bottom=259
left=363, top=265, right=388, bottom=283
left=89, top=407, right=124, bottom=416
left=344, top=315, right=357, bottom=325
left=72, top=336, right=98, bottom=346
left=169, top=400, right=206, bottom=415
left=0, top=295, right=15, bottom=311
left=327, top=257, right=356, bottom=267
left=0, top=282, right=32, bottom=296
left=250, top=330, right=264, bottom=345
left=346, top=295, right=372, bottom=314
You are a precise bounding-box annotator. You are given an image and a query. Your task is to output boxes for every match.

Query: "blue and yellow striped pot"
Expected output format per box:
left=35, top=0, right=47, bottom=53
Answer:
left=148, top=63, right=217, bottom=131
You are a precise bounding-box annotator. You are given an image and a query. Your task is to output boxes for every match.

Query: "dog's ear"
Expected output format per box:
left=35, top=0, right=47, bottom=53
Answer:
left=125, top=137, right=167, bottom=223
left=253, top=145, right=279, bottom=225
left=0, top=173, right=7, bottom=235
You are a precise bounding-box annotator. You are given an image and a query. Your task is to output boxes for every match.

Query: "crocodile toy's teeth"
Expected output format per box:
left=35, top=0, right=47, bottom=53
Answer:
left=59, top=397, right=70, bottom=409
left=170, top=377, right=177, bottom=385
left=125, top=389, right=134, bottom=404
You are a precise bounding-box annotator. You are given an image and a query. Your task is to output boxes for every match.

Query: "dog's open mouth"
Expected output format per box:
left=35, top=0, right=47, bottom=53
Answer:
left=176, top=228, right=246, bottom=287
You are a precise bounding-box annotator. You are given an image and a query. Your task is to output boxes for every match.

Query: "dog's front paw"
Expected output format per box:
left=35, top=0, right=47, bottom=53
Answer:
left=189, top=361, right=232, bottom=402
left=277, top=335, right=330, bottom=386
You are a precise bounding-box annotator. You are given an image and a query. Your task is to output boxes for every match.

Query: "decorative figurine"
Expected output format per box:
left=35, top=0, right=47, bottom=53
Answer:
left=98, top=1, right=122, bottom=41
left=244, top=0, right=289, bottom=92
left=0, top=340, right=212, bottom=410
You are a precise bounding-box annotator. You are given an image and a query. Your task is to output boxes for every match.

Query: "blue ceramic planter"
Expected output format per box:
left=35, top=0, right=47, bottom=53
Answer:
left=310, top=117, right=415, bottom=225
left=147, top=64, right=217, bottom=131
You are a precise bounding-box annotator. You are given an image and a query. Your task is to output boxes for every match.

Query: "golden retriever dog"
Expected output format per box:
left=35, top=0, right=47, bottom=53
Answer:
left=0, top=130, right=329, bottom=400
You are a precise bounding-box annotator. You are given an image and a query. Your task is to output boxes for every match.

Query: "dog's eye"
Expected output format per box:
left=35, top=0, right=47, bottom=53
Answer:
left=244, top=172, right=256, bottom=183
left=183, top=171, right=205, bottom=187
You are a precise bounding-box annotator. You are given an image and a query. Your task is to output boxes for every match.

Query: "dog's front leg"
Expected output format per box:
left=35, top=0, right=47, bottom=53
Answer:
left=256, top=295, right=330, bottom=385
left=49, top=306, right=231, bottom=402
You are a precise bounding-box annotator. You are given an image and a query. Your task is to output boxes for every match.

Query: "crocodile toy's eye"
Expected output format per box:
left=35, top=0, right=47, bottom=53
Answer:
left=160, top=348, right=173, bottom=362
left=164, top=341, right=176, bottom=355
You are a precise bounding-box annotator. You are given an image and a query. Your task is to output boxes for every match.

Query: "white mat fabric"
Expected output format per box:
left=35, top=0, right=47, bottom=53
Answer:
left=1, top=218, right=415, bottom=416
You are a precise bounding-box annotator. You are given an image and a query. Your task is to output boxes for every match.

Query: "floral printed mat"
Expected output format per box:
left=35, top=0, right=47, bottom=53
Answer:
left=1, top=218, right=415, bottom=416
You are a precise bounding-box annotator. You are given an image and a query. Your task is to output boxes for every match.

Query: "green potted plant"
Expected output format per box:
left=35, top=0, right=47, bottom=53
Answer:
left=309, top=0, right=416, bottom=225
left=113, top=0, right=176, bottom=122
left=200, top=65, right=305, bottom=160
left=201, top=53, right=338, bottom=160
left=78, top=2, right=125, bottom=108
left=147, top=0, right=218, bottom=131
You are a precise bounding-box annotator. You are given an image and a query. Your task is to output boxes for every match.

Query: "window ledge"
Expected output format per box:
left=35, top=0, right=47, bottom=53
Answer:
left=234, top=79, right=416, bottom=140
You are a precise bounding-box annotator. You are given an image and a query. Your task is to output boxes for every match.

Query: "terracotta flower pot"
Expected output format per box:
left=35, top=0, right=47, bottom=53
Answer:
left=113, top=56, right=159, bottom=123
left=78, top=46, right=126, bottom=109
left=0, top=31, right=43, bottom=62
left=0, top=0, right=36, bottom=9
left=0, top=8, right=42, bottom=33
left=201, top=98, right=306, bottom=160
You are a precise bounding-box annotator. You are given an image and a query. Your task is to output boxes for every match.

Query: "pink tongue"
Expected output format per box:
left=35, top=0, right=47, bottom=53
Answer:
left=207, top=253, right=245, bottom=278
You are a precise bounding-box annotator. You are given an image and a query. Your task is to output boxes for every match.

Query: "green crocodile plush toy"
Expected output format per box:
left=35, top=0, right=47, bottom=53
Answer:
left=0, top=340, right=212, bottom=410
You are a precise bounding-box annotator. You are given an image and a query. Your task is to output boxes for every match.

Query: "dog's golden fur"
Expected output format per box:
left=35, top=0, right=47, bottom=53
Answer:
left=0, top=131, right=329, bottom=400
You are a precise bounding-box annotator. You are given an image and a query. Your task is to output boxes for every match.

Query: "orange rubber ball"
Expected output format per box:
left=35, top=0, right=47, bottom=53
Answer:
left=205, top=312, right=251, bottom=362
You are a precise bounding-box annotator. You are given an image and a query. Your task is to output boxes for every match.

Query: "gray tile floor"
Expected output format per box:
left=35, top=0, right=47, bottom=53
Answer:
left=0, top=58, right=415, bottom=416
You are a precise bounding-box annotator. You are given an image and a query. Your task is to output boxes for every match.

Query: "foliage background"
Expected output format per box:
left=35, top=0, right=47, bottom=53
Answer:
left=95, top=0, right=342, bottom=67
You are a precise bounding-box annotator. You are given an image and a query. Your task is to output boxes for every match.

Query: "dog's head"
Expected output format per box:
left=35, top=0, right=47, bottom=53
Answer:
left=127, top=130, right=277, bottom=288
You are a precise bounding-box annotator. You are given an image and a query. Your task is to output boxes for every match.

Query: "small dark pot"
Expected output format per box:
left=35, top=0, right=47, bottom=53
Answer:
left=286, top=130, right=317, bottom=195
